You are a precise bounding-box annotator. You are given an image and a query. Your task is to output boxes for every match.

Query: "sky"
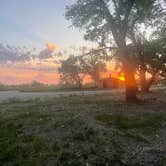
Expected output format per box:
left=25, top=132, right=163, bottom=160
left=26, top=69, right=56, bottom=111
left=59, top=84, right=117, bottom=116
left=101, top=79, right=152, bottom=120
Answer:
left=0, top=0, right=96, bottom=85
left=0, top=0, right=87, bottom=48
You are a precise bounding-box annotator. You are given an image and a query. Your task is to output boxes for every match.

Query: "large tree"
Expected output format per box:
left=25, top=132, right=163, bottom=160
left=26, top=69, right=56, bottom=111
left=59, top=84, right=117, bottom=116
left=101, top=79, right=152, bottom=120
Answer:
left=65, top=0, right=157, bottom=101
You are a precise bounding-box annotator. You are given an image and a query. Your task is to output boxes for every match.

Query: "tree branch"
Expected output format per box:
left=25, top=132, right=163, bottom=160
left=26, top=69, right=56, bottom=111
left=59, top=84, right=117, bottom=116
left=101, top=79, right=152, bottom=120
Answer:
left=112, top=0, right=121, bottom=20
left=79, top=46, right=117, bottom=58
left=99, top=0, right=120, bottom=45
left=122, top=0, right=135, bottom=38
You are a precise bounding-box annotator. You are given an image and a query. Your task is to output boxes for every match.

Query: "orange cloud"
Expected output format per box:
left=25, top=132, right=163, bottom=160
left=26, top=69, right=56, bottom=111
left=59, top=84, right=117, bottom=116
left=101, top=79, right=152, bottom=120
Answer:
left=46, top=42, right=59, bottom=52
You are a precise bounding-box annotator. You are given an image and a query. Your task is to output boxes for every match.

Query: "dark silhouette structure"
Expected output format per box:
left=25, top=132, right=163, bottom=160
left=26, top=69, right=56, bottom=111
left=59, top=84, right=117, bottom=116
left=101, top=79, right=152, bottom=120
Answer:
left=101, top=75, right=125, bottom=89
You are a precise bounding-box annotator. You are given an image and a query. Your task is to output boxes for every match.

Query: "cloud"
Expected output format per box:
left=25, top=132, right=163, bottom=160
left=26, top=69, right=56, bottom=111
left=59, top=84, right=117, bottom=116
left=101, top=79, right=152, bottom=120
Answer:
left=0, top=42, right=61, bottom=64
left=38, top=48, right=53, bottom=59
left=21, top=66, right=58, bottom=72
left=0, top=44, right=30, bottom=63
left=38, top=42, right=59, bottom=59
left=46, top=42, right=59, bottom=52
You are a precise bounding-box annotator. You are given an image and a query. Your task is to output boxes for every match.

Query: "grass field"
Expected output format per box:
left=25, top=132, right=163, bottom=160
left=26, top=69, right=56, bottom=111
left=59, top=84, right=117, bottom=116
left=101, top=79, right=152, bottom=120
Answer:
left=0, top=82, right=97, bottom=92
left=0, top=90, right=166, bottom=166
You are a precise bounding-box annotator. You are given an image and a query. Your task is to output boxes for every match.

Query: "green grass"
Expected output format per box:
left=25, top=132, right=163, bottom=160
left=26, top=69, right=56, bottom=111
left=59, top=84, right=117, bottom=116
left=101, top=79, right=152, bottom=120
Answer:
left=0, top=92, right=166, bottom=165
left=96, top=113, right=166, bottom=136
left=0, top=82, right=59, bottom=92
left=0, top=82, right=97, bottom=92
left=0, top=110, right=123, bottom=165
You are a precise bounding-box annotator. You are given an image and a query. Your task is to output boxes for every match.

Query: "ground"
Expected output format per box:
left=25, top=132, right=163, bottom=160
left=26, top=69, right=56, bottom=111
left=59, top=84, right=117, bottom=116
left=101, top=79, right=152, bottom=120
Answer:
left=0, top=89, right=121, bottom=101
left=0, top=88, right=166, bottom=166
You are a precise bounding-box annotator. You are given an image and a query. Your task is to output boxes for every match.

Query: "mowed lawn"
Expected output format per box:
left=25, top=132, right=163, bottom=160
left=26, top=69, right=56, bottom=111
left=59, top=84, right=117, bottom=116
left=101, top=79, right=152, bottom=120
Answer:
left=0, top=90, right=166, bottom=166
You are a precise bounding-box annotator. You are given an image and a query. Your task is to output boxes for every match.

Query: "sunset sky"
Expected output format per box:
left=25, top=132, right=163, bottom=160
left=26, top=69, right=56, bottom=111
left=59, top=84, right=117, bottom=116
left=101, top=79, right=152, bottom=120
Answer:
left=0, top=0, right=98, bottom=85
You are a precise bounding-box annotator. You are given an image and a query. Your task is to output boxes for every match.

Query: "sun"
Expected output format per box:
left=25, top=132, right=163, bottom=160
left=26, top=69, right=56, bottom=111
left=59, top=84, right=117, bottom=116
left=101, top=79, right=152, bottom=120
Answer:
left=119, top=76, right=125, bottom=81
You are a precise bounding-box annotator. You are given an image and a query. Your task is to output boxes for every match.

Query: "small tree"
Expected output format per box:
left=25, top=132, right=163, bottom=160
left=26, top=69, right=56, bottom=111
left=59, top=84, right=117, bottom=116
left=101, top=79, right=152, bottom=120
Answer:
left=127, top=0, right=166, bottom=92
left=128, top=24, right=166, bottom=92
left=81, top=50, right=107, bottom=87
left=140, top=40, right=166, bottom=92
left=58, top=55, right=86, bottom=88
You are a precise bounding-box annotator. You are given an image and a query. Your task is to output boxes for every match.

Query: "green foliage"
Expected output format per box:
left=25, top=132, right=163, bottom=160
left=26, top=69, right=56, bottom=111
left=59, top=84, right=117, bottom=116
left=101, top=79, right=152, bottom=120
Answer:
left=58, top=55, right=86, bottom=87
left=58, top=53, right=107, bottom=87
left=65, top=0, right=157, bottom=47
left=136, top=35, right=166, bottom=91
left=81, top=52, right=107, bottom=86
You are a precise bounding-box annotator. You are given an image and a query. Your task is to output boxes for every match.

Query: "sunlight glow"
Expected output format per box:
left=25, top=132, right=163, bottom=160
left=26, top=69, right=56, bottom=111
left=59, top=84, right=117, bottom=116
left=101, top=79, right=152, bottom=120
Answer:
left=119, top=76, right=125, bottom=81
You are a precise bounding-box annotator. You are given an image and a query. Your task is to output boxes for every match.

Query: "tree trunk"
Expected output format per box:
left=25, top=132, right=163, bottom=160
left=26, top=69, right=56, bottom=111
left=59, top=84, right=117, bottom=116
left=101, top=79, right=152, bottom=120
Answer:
left=144, top=74, right=156, bottom=92
left=139, top=65, right=147, bottom=92
left=78, top=82, right=82, bottom=89
left=123, top=59, right=137, bottom=102
left=118, top=46, right=138, bottom=102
